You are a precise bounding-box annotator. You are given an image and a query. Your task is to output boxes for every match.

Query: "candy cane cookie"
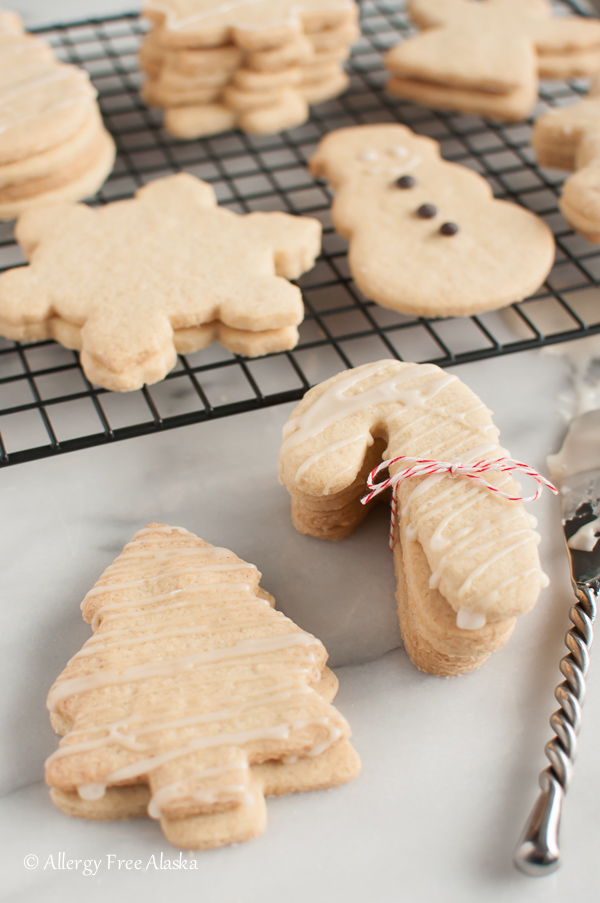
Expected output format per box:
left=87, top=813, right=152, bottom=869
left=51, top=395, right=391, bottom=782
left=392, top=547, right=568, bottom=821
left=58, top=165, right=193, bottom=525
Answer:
left=278, top=361, right=550, bottom=676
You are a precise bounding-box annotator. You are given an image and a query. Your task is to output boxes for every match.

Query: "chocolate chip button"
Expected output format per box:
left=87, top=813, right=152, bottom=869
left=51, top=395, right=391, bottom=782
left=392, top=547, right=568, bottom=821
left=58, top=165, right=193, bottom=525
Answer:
left=417, top=203, right=437, bottom=219
left=440, top=222, right=459, bottom=236
left=395, top=175, right=416, bottom=189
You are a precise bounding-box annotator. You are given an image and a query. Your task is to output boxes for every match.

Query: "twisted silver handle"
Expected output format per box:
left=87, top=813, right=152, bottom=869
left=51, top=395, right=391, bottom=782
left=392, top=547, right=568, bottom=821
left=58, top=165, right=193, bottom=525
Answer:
left=514, top=584, right=597, bottom=876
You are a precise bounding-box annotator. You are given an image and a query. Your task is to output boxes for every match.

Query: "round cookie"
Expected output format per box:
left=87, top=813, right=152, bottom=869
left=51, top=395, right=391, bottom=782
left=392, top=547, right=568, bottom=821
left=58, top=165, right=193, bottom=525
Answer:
left=0, top=106, right=104, bottom=189
left=0, top=61, right=98, bottom=164
left=0, top=128, right=115, bottom=222
left=0, top=12, right=114, bottom=217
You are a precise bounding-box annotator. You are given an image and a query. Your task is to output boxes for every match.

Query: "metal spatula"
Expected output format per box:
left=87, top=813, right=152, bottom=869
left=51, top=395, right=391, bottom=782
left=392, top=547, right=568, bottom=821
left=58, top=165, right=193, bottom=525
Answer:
left=514, top=409, right=600, bottom=875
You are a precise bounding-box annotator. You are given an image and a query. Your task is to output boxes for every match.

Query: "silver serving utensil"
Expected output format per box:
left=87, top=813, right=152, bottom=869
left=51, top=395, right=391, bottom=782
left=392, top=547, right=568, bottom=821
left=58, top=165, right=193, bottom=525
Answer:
left=514, top=409, right=600, bottom=876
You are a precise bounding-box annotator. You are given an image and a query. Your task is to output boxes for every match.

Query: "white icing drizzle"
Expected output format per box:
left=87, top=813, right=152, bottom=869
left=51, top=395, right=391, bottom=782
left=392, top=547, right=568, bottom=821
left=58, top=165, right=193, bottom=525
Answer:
left=456, top=535, right=538, bottom=599
left=359, top=149, right=379, bottom=162
left=88, top=584, right=256, bottom=630
left=146, top=0, right=352, bottom=33
left=366, top=157, right=421, bottom=176
left=568, top=517, right=600, bottom=551
left=455, top=608, right=487, bottom=630
left=73, top=615, right=273, bottom=657
left=0, top=60, right=96, bottom=137
left=303, top=719, right=342, bottom=756
left=48, top=528, right=347, bottom=816
left=77, top=782, right=106, bottom=801
left=295, top=431, right=373, bottom=490
left=148, top=757, right=252, bottom=817
left=107, top=721, right=318, bottom=785
left=280, top=361, right=544, bottom=619
left=47, top=632, right=320, bottom=712
left=426, top=508, right=525, bottom=589
left=148, top=781, right=254, bottom=820
left=281, top=362, right=457, bottom=456
left=83, top=563, right=252, bottom=598
left=47, top=683, right=314, bottom=763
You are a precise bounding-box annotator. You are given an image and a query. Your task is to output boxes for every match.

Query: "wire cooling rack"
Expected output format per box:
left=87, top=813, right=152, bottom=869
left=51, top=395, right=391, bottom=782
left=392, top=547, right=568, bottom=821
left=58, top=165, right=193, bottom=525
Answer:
left=0, top=0, right=598, bottom=466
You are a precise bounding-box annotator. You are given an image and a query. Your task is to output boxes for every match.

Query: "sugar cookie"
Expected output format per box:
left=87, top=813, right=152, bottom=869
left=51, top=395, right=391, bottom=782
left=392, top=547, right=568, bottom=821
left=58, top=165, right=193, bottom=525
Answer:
left=278, top=360, right=548, bottom=676
left=309, top=124, right=555, bottom=318
left=46, top=524, right=360, bottom=849
left=533, top=91, right=600, bottom=243
left=0, top=173, right=322, bottom=391
left=139, top=1, right=358, bottom=138
left=385, top=0, right=600, bottom=122
left=0, top=11, right=114, bottom=219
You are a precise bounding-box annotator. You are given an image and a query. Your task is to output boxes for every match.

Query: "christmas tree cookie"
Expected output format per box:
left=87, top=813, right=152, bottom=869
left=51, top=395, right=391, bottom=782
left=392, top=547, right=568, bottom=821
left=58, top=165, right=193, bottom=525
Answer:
left=45, top=524, right=360, bottom=850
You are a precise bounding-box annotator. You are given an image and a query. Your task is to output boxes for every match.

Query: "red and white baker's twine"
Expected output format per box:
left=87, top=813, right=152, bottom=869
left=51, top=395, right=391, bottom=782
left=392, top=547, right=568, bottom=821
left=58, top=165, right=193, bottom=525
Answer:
left=360, top=455, right=558, bottom=551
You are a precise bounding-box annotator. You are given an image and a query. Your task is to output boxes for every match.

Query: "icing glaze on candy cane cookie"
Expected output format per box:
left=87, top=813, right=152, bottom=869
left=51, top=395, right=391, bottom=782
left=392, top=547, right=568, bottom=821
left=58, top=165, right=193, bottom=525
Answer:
left=279, top=360, right=548, bottom=676
left=46, top=524, right=360, bottom=849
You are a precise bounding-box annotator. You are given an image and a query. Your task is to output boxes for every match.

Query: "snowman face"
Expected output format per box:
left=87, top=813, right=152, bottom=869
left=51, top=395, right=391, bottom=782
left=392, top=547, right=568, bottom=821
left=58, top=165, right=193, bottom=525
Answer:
left=356, top=144, right=423, bottom=177
left=354, top=143, right=461, bottom=237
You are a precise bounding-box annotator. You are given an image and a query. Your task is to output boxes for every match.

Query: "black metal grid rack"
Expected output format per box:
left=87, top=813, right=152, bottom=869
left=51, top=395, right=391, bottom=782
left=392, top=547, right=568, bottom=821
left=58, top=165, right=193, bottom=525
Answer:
left=0, top=0, right=598, bottom=466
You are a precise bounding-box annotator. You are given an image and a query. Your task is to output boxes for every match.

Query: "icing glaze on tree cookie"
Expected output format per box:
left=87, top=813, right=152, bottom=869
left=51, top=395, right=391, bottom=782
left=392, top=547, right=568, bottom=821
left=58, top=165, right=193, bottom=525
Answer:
left=46, top=524, right=360, bottom=849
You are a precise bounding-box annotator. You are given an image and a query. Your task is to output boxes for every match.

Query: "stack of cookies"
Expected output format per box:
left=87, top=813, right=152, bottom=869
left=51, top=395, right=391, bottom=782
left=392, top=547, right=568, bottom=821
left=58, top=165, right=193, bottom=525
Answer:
left=139, top=0, right=359, bottom=139
left=46, top=524, right=361, bottom=850
left=278, top=360, right=548, bottom=676
left=533, top=87, right=600, bottom=243
left=385, top=0, right=600, bottom=123
left=0, top=174, right=322, bottom=391
left=0, top=10, right=115, bottom=221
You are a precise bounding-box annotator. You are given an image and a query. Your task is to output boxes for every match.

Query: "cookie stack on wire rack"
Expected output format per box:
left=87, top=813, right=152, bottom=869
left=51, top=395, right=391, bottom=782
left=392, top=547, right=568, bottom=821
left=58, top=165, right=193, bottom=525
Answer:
left=139, top=0, right=359, bottom=138
left=384, top=0, right=600, bottom=123
left=0, top=9, right=115, bottom=221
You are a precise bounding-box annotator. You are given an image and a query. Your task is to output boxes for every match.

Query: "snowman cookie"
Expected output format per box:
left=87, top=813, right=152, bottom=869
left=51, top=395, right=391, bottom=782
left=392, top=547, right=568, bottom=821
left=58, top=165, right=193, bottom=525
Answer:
left=309, top=124, right=555, bottom=318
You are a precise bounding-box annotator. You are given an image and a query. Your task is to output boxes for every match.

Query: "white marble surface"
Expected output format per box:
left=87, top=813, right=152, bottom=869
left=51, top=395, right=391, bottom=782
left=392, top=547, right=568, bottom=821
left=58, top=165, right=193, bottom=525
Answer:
left=2, top=347, right=600, bottom=901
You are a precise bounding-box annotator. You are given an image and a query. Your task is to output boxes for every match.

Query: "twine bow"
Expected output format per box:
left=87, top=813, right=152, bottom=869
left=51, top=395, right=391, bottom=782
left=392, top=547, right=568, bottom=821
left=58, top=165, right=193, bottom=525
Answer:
left=360, top=455, right=558, bottom=551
